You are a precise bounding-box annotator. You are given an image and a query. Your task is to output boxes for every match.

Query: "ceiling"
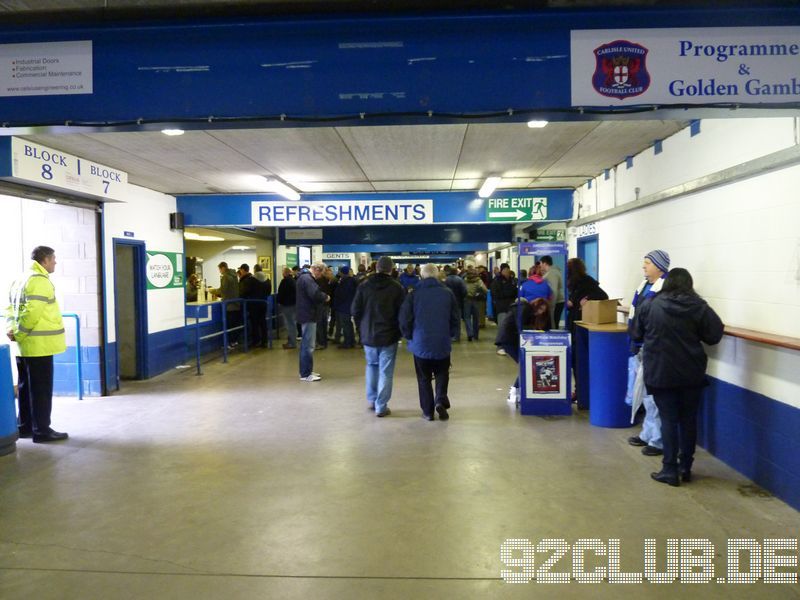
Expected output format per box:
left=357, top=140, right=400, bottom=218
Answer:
left=25, top=120, right=687, bottom=196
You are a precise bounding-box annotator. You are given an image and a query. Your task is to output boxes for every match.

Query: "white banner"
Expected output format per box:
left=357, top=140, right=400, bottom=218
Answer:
left=11, top=138, right=128, bottom=199
left=571, top=27, right=800, bottom=106
left=252, top=199, right=434, bottom=227
left=11, top=137, right=128, bottom=201
left=0, top=40, right=92, bottom=97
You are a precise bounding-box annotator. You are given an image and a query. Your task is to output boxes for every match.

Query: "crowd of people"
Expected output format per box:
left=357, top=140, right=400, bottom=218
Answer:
left=189, top=250, right=725, bottom=485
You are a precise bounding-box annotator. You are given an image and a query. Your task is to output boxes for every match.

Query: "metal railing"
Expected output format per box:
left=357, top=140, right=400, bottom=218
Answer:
left=61, top=312, right=83, bottom=400
left=189, top=297, right=276, bottom=375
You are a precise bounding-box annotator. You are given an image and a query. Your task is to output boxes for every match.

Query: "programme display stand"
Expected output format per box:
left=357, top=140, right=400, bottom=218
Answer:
left=518, top=330, right=572, bottom=416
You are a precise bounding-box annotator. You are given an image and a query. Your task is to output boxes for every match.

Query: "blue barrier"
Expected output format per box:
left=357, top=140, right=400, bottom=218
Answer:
left=61, top=312, right=83, bottom=400
left=189, top=297, right=276, bottom=375
left=0, top=345, right=17, bottom=456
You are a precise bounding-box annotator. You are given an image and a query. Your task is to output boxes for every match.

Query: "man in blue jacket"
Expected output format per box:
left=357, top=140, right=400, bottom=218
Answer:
left=295, top=263, right=330, bottom=382
left=400, top=263, right=460, bottom=421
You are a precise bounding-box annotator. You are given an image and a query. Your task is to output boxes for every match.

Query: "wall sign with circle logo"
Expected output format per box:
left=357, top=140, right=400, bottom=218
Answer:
left=146, top=251, right=183, bottom=290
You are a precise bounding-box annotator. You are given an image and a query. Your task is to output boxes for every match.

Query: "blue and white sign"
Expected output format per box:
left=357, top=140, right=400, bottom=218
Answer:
left=180, top=190, right=573, bottom=227
left=252, top=199, right=433, bottom=227
left=4, top=137, right=128, bottom=201
left=572, top=27, right=800, bottom=106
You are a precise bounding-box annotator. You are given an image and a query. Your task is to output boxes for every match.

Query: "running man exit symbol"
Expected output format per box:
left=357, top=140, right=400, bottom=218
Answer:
left=486, top=197, right=548, bottom=221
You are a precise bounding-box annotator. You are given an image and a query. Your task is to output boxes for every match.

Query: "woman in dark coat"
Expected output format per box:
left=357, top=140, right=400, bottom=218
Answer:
left=565, top=258, right=608, bottom=327
left=632, top=268, right=724, bottom=487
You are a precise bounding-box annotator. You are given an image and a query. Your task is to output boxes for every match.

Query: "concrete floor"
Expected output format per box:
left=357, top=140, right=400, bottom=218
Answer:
left=1, top=333, right=798, bottom=599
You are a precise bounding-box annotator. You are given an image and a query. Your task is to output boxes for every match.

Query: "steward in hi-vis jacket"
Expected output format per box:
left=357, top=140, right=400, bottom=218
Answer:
left=5, top=246, right=69, bottom=443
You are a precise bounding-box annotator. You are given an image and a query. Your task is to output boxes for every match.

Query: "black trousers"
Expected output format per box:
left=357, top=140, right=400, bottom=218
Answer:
left=249, top=306, right=267, bottom=346
left=16, top=355, right=54, bottom=434
left=652, top=386, right=703, bottom=475
left=553, top=302, right=565, bottom=328
left=413, top=355, right=451, bottom=417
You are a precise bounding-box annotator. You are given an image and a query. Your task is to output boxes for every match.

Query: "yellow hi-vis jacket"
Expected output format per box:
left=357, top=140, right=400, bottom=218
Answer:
left=6, top=260, right=66, bottom=357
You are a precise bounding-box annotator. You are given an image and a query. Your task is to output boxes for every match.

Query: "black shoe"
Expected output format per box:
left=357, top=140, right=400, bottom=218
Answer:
left=376, top=408, right=391, bottom=418
left=627, top=435, right=647, bottom=447
left=421, top=413, right=434, bottom=421
left=17, top=427, right=32, bottom=439
left=467, top=337, right=473, bottom=342
left=651, top=470, right=680, bottom=487
left=641, top=445, right=663, bottom=456
left=681, top=471, right=692, bottom=483
left=435, top=404, right=449, bottom=421
left=32, top=429, right=69, bottom=443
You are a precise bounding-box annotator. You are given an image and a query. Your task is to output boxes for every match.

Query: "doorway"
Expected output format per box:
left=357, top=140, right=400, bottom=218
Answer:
left=113, top=239, right=148, bottom=382
left=578, top=235, right=599, bottom=281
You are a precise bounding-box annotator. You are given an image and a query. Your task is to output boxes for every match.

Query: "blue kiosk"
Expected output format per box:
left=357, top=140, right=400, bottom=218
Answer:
left=516, top=242, right=572, bottom=416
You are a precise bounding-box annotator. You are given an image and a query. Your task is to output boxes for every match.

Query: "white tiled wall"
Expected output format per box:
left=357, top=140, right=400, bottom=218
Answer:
left=570, top=117, right=800, bottom=408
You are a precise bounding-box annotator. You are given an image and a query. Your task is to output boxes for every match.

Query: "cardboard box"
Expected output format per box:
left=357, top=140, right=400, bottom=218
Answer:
left=582, top=299, right=620, bottom=324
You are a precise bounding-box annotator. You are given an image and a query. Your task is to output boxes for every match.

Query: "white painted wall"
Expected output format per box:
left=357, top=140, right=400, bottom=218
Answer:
left=0, top=194, right=101, bottom=380
left=570, top=117, right=800, bottom=408
left=103, top=185, right=184, bottom=342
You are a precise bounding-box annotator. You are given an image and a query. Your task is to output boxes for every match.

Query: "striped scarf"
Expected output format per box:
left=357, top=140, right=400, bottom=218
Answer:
left=628, top=275, right=665, bottom=322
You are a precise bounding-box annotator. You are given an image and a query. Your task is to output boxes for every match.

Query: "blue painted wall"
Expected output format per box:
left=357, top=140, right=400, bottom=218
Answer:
left=53, top=345, right=103, bottom=397
left=1, top=8, right=799, bottom=126
left=699, top=377, right=800, bottom=511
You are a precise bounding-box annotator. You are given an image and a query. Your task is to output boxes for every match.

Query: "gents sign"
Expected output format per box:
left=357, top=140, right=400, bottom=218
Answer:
left=572, top=27, right=800, bottom=106
left=10, top=137, right=128, bottom=200
left=252, top=200, right=434, bottom=227
left=486, top=197, right=548, bottom=222
left=146, top=251, right=184, bottom=290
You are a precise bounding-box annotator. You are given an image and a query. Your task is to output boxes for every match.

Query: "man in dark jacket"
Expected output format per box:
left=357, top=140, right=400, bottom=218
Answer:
left=210, top=261, right=241, bottom=348
left=237, top=264, right=263, bottom=347
left=490, top=263, right=518, bottom=355
left=632, top=268, right=724, bottom=487
left=277, top=268, right=297, bottom=349
left=399, top=263, right=460, bottom=421
left=295, top=263, right=330, bottom=381
left=334, top=266, right=358, bottom=349
left=351, top=256, right=405, bottom=417
left=443, top=265, right=466, bottom=341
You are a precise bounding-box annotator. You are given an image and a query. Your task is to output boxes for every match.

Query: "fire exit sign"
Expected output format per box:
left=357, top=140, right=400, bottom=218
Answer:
left=486, top=197, right=548, bottom=221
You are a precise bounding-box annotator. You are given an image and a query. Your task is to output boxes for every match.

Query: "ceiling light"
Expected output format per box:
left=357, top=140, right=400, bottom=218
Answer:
left=231, top=245, right=252, bottom=251
left=478, top=176, right=502, bottom=198
left=161, top=129, right=185, bottom=136
left=263, top=177, right=301, bottom=201
left=527, top=120, right=548, bottom=128
left=184, top=232, right=225, bottom=242
left=46, top=198, right=58, bottom=204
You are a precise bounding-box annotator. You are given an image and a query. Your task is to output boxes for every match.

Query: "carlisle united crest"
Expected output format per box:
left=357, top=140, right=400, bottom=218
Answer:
left=592, top=40, right=650, bottom=100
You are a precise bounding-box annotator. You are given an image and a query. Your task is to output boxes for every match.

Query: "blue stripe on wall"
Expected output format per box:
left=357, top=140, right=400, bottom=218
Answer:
left=700, top=376, right=800, bottom=511
left=53, top=345, right=102, bottom=397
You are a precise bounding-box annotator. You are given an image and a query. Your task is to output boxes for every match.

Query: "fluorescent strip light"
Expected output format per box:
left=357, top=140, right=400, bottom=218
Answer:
left=184, top=232, right=225, bottom=242
left=231, top=245, right=252, bottom=251
left=162, top=128, right=185, bottom=136
left=527, top=120, right=548, bottom=128
left=478, top=176, right=502, bottom=198
left=264, top=177, right=301, bottom=201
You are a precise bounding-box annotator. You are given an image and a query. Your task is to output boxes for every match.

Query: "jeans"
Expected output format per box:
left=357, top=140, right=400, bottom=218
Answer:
left=280, top=304, right=296, bottom=347
left=496, top=311, right=508, bottom=329
left=553, top=302, right=565, bottom=329
left=316, top=307, right=330, bottom=348
left=639, top=393, right=663, bottom=449
left=338, top=311, right=355, bottom=347
left=413, top=355, right=451, bottom=417
left=652, top=387, right=703, bottom=475
left=299, top=322, right=317, bottom=377
left=225, top=309, right=242, bottom=345
left=463, top=299, right=480, bottom=339
left=16, top=355, right=54, bottom=434
left=363, top=343, right=398, bottom=414
left=500, top=343, right=520, bottom=389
